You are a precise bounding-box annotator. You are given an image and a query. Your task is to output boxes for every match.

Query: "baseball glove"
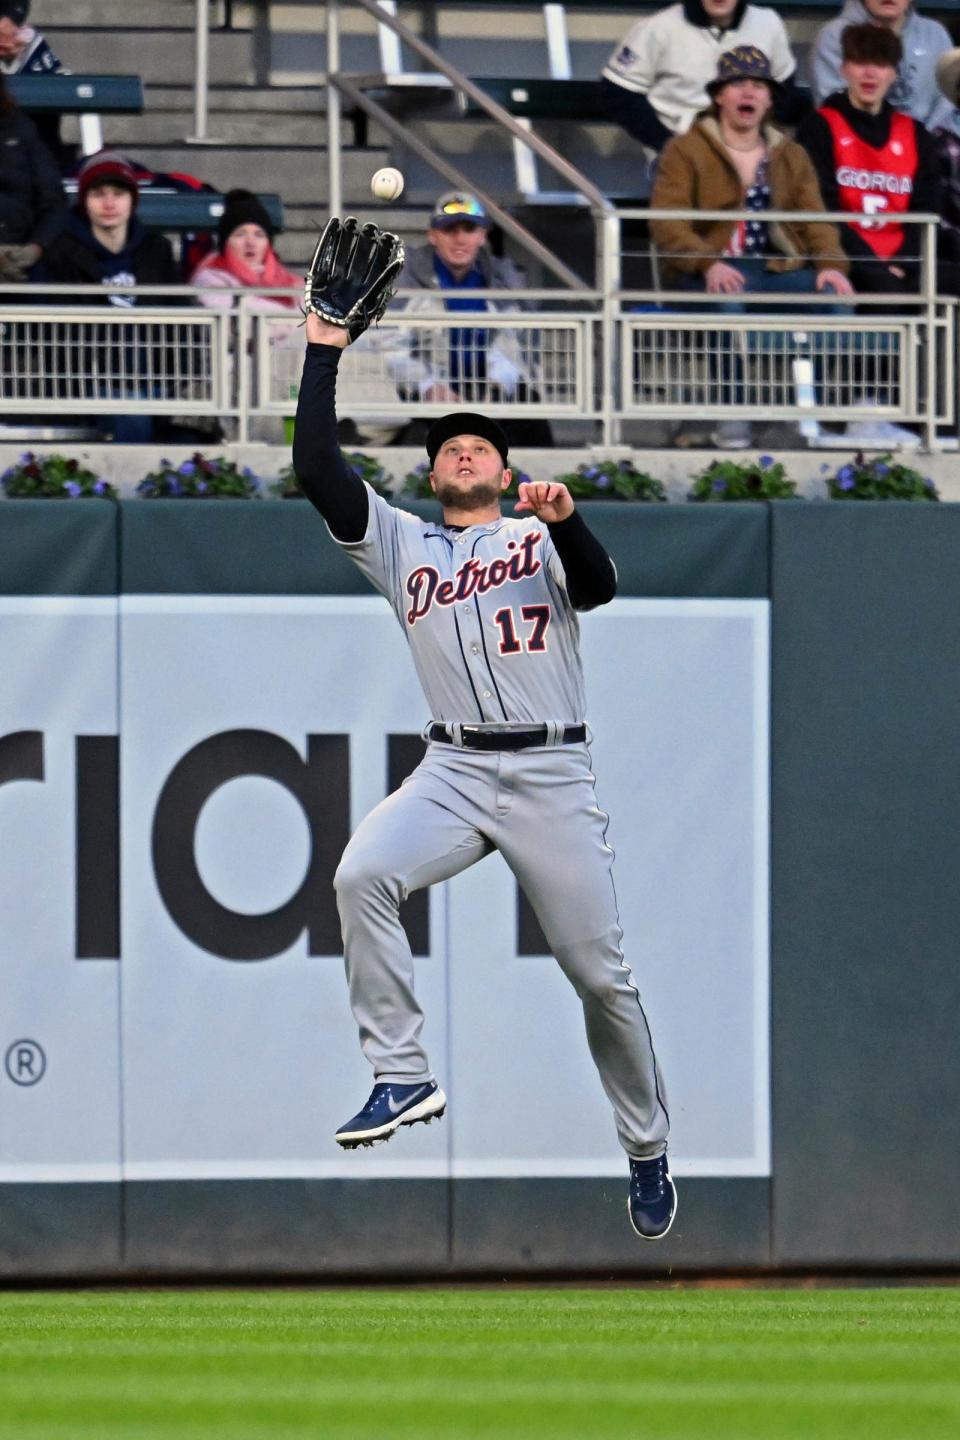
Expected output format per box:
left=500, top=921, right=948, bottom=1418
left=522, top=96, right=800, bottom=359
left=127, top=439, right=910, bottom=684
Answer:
left=303, top=216, right=404, bottom=342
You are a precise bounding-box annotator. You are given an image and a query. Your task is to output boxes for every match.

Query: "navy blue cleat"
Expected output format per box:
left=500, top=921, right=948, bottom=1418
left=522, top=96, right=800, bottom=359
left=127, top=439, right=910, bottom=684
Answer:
left=336, top=1080, right=446, bottom=1149
left=628, top=1154, right=677, bottom=1240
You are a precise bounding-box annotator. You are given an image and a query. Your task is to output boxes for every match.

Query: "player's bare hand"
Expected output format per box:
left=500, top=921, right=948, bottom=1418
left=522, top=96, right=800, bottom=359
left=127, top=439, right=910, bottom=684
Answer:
left=305, top=312, right=350, bottom=348
left=515, top=481, right=574, bottom=522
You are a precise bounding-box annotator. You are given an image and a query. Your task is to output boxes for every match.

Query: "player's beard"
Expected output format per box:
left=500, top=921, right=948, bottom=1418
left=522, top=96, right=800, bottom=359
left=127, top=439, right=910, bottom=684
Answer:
left=432, top=476, right=503, bottom=511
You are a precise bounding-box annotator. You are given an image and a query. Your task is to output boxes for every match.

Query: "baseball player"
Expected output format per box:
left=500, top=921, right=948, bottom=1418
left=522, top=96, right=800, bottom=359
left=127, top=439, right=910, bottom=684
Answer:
left=293, top=220, right=675, bottom=1240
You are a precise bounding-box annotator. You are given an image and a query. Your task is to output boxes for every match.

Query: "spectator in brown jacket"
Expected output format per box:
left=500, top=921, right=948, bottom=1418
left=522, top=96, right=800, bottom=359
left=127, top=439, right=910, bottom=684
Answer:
left=650, top=45, right=852, bottom=444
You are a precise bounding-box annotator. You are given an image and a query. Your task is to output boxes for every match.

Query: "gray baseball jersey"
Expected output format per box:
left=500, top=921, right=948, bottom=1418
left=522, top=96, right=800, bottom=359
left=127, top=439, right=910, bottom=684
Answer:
left=338, top=482, right=587, bottom=725
left=330, top=482, right=671, bottom=1162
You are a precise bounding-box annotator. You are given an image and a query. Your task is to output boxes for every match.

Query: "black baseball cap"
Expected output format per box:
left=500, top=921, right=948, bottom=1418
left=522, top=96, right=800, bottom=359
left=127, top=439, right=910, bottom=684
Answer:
left=426, top=412, right=509, bottom=466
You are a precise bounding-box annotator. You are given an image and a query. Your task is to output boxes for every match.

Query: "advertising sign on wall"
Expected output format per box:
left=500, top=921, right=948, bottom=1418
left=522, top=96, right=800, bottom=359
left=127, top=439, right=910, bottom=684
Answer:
left=1, top=596, right=769, bottom=1183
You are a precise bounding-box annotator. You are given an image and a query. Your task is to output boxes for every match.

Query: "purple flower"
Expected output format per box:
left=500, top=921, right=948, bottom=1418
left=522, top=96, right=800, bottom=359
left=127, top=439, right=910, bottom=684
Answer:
left=178, top=461, right=196, bottom=476
left=712, top=477, right=727, bottom=493
left=242, top=466, right=255, bottom=480
left=19, top=452, right=34, bottom=464
left=167, top=477, right=183, bottom=496
left=63, top=480, right=82, bottom=497
left=759, top=454, right=774, bottom=469
left=584, top=466, right=599, bottom=479
left=595, top=473, right=611, bottom=489
left=819, top=463, right=830, bottom=474
left=93, top=480, right=108, bottom=496
left=196, top=479, right=208, bottom=494
left=924, top=477, right=936, bottom=490
left=874, top=463, right=889, bottom=477
left=839, top=474, right=855, bottom=491
left=837, top=465, right=854, bottom=484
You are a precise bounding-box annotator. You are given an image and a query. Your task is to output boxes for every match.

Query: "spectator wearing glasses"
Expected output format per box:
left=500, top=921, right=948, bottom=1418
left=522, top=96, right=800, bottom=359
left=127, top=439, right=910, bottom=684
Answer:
left=385, top=191, right=553, bottom=447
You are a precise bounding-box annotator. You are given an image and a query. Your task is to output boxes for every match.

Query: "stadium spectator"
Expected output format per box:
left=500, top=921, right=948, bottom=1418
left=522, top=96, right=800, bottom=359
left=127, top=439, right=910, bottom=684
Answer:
left=934, top=47, right=960, bottom=291
left=39, top=149, right=178, bottom=291
left=0, top=66, right=66, bottom=283
left=0, top=1, right=70, bottom=163
left=384, top=190, right=553, bottom=447
left=812, top=0, right=958, bottom=134
left=190, top=188, right=300, bottom=443
left=35, top=149, right=179, bottom=441
left=799, top=24, right=941, bottom=295
left=800, top=23, right=941, bottom=445
left=190, top=188, right=300, bottom=316
left=601, top=0, right=801, bottom=153
left=650, top=46, right=851, bottom=446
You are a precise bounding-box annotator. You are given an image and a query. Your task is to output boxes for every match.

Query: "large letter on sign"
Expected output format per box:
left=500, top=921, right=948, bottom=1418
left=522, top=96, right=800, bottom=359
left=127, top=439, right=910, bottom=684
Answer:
left=152, top=729, right=349, bottom=960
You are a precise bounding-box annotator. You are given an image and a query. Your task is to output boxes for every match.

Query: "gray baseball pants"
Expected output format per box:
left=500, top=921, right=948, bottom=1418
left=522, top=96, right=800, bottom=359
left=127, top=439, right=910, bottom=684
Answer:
left=334, top=740, right=670, bottom=1158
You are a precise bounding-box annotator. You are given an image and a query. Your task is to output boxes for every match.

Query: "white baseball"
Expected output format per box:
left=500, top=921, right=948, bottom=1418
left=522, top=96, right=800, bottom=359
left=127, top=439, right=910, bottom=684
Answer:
left=370, top=167, right=405, bottom=202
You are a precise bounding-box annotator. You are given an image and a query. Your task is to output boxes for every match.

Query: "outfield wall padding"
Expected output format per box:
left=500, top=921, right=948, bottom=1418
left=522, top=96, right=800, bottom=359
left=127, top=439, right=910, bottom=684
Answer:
left=0, top=500, right=956, bottom=1276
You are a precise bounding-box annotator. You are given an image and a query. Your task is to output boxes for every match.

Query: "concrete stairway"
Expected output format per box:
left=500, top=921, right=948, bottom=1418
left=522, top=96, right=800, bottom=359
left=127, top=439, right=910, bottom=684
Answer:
left=38, top=0, right=431, bottom=267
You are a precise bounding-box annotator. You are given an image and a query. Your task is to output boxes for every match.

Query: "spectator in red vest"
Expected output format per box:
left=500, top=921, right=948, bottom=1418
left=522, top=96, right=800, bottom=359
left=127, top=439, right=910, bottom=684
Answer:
left=799, top=24, right=941, bottom=445
left=798, top=23, right=941, bottom=293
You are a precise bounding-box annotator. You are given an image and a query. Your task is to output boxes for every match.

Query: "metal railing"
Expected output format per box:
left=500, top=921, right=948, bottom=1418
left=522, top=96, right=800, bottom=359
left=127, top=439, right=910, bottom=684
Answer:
left=0, top=270, right=954, bottom=446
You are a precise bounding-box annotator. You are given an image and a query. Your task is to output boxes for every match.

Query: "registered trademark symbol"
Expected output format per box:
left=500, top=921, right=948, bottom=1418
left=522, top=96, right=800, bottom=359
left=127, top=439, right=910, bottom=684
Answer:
left=4, top=1040, right=46, bottom=1087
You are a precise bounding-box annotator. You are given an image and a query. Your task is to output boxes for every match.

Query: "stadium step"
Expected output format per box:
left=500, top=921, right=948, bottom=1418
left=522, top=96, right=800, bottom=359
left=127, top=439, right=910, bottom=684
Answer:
left=38, top=0, right=198, bottom=25
left=121, top=143, right=390, bottom=207
left=94, top=110, right=336, bottom=148
left=42, top=27, right=253, bottom=85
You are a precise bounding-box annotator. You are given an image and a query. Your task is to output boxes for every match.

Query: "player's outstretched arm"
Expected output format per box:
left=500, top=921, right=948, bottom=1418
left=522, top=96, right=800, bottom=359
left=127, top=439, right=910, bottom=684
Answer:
left=293, top=216, right=406, bottom=541
left=516, top=483, right=616, bottom=611
left=291, top=340, right=369, bottom=542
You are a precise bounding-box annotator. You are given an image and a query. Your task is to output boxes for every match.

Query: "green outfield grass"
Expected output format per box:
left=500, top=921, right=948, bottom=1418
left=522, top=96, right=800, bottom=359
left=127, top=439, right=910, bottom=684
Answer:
left=0, top=1287, right=957, bottom=1439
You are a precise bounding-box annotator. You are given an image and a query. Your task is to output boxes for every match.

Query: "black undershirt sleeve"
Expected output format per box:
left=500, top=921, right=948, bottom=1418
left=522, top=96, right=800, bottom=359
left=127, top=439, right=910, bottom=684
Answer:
left=546, top=510, right=618, bottom=611
left=291, top=342, right=369, bottom=542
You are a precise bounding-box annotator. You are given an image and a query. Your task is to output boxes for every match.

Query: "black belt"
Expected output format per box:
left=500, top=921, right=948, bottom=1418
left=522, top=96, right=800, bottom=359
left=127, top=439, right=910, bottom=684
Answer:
left=428, top=723, right=586, bottom=751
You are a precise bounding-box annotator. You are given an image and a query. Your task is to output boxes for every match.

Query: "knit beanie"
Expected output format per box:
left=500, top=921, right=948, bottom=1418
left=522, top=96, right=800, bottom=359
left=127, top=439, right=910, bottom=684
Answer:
left=77, top=150, right=140, bottom=210
left=217, top=189, right=275, bottom=252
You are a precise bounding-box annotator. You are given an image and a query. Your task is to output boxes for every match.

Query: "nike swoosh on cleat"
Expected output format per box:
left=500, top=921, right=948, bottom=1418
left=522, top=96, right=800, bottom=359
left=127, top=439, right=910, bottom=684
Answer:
left=386, top=1084, right=430, bottom=1115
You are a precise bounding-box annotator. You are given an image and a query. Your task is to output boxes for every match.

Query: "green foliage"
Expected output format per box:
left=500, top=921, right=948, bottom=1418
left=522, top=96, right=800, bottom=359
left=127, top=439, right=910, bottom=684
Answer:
left=688, top=455, right=798, bottom=502
left=1, top=451, right=114, bottom=499
left=824, top=452, right=940, bottom=501
left=136, top=454, right=260, bottom=499
left=274, top=452, right=393, bottom=499
left=551, top=458, right=667, bottom=502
